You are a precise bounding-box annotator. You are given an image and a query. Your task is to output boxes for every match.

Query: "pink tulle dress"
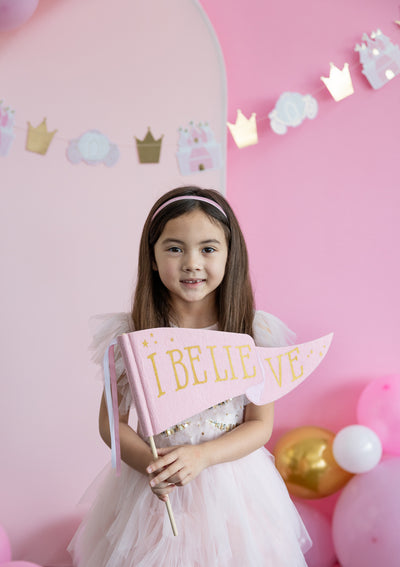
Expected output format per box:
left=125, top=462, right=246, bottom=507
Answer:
left=68, top=311, right=312, bottom=567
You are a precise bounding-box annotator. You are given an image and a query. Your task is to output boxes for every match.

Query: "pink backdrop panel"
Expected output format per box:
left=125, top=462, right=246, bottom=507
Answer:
left=0, top=0, right=226, bottom=563
left=200, top=0, right=400, bottom=516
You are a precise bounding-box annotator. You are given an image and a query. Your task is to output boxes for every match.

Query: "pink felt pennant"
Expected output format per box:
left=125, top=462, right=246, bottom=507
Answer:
left=103, top=327, right=333, bottom=473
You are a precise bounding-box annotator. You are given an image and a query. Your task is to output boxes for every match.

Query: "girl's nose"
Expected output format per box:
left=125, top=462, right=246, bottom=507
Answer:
left=183, top=251, right=201, bottom=271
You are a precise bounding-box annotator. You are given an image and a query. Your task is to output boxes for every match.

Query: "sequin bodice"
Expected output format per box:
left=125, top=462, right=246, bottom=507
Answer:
left=146, top=396, right=245, bottom=448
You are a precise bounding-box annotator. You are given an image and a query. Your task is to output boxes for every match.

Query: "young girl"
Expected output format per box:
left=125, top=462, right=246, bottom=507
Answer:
left=69, top=186, right=311, bottom=567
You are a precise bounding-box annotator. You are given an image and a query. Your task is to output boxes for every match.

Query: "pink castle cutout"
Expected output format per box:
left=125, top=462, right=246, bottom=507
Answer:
left=0, top=101, right=16, bottom=156
left=355, top=29, right=400, bottom=89
left=176, top=121, right=222, bottom=175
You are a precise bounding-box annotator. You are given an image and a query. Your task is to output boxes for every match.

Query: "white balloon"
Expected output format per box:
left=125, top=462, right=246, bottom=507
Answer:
left=332, top=425, right=382, bottom=474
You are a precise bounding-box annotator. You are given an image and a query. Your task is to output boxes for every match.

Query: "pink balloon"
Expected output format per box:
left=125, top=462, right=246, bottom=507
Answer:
left=1, top=562, right=43, bottom=567
left=357, top=375, right=400, bottom=455
left=295, top=502, right=337, bottom=567
left=0, top=0, right=39, bottom=32
left=0, top=524, right=12, bottom=563
left=332, top=458, right=400, bottom=567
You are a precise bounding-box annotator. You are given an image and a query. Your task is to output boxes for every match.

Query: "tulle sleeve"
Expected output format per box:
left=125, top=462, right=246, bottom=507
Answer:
left=90, top=312, right=134, bottom=414
left=252, top=310, right=296, bottom=348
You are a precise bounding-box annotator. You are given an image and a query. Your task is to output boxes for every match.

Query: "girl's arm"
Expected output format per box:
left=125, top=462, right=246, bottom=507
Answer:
left=146, top=402, right=274, bottom=488
left=99, top=389, right=176, bottom=500
left=98, top=390, right=153, bottom=474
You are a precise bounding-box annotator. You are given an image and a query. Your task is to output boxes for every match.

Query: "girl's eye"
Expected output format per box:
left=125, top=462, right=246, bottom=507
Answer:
left=202, top=247, right=216, bottom=253
left=168, top=246, right=182, bottom=253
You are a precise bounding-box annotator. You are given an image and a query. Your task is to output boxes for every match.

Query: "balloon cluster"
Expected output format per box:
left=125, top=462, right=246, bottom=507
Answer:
left=0, top=0, right=39, bottom=33
left=273, top=374, right=400, bottom=567
left=0, top=524, right=42, bottom=567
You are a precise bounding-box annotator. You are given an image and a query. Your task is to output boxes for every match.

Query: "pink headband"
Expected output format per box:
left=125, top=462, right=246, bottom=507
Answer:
left=151, top=195, right=227, bottom=221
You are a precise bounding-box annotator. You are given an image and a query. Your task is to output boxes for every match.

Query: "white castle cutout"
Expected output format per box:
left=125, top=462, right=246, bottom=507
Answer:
left=0, top=101, right=15, bottom=156
left=176, top=121, right=222, bottom=175
left=355, top=29, right=400, bottom=89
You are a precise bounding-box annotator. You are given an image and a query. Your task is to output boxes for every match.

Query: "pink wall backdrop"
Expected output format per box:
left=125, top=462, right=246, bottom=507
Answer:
left=0, top=1, right=226, bottom=564
left=200, top=0, right=400, bottom=518
left=0, top=0, right=399, bottom=564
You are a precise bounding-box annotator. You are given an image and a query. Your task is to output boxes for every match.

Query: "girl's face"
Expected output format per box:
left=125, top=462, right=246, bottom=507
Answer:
left=153, top=209, right=228, bottom=324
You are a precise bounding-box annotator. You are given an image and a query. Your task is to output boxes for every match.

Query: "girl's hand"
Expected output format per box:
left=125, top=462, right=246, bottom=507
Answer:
left=148, top=473, right=176, bottom=502
left=147, top=445, right=207, bottom=489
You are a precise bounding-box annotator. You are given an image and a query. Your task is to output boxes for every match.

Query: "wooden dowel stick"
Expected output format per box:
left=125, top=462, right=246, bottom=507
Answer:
left=149, top=436, right=178, bottom=537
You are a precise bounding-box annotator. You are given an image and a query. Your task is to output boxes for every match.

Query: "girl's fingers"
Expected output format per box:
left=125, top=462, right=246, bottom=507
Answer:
left=151, top=482, right=175, bottom=494
left=146, top=451, right=179, bottom=474
left=167, top=471, right=186, bottom=484
left=151, top=484, right=175, bottom=501
left=156, top=447, right=176, bottom=456
left=149, top=461, right=182, bottom=486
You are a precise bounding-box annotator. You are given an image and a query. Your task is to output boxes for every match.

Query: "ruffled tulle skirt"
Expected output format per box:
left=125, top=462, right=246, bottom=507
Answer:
left=68, top=448, right=311, bottom=567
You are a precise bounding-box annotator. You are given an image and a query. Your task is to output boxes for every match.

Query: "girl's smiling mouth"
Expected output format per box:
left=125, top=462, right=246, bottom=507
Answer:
left=180, top=279, right=206, bottom=285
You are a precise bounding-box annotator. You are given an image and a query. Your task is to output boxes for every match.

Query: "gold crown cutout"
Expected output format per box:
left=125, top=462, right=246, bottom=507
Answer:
left=26, top=118, right=57, bottom=155
left=135, top=127, right=163, bottom=163
left=227, top=110, right=258, bottom=148
left=320, top=63, right=354, bottom=102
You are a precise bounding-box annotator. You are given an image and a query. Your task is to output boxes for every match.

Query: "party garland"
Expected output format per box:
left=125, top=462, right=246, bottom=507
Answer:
left=1, top=24, right=399, bottom=175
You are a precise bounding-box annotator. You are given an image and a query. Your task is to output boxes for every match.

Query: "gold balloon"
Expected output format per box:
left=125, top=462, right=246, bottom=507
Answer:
left=273, top=426, right=353, bottom=499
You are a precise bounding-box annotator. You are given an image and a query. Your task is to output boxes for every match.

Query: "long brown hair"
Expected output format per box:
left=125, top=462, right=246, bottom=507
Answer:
left=132, top=187, right=255, bottom=336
